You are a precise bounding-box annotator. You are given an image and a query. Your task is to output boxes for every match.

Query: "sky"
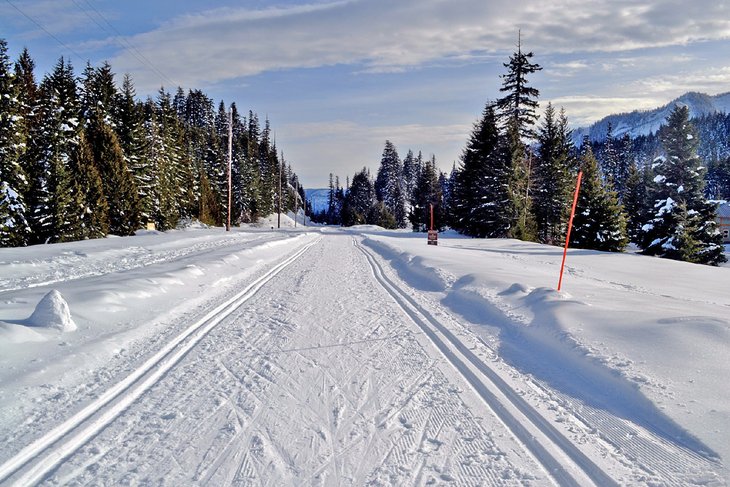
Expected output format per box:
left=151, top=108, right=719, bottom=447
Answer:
left=2, top=0, right=730, bottom=188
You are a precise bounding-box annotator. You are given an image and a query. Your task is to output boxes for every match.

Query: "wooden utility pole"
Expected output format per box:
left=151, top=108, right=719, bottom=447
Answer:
left=277, top=156, right=282, bottom=229
left=294, top=180, right=299, bottom=228
left=226, top=107, right=232, bottom=231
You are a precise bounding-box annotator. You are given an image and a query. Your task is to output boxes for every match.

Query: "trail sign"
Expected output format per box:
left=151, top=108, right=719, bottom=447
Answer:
left=427, top=230, right=438, bottom=245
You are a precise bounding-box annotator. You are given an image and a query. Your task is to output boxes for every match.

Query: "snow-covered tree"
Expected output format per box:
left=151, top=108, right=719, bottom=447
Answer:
left=641, top=105, right=725, bottom=264
left=622, top=162, right=651, bottom=244
left=375, top=140, right=406, bottom=228
left=410, top=156, right=443, bottom=232
left=452, top=103, right=512, bottom=237
left=342, top=168, right=375, bottom=226
left=495, top=34, right=542, bottom=241
left=533, top=103, right=573, bottom=244
left=570, top=143, right=628, bottom=252
left=0, top=39, right=31, bottom=246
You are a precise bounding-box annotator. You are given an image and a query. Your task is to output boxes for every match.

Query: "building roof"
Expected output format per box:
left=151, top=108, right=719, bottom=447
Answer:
left=717, top=202, right=730, bottom=219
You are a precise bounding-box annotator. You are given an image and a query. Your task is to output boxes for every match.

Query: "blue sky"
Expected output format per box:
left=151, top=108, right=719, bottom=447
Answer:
left=3, top=0, right=730, bottom=187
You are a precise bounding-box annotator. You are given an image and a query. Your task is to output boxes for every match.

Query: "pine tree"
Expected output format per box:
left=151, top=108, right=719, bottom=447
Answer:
left=0, top=39, right=31, bottom=246
left=622, top=162, right=650, bottom=244
left=641, top=105, right=725, bottom=264
left=343, top=167, right=376, bottom=226
left=495, top=33, right=542, bottom=140
left=495, top=34, right=542, bottom=241
left=410, top=156, right=443, bottom=232
left=452, top=104, right=512, bottom=237
left=614, top=133, right=634, bottom=200
left=118, top=74, right=153, bottom=225
left=599, top=122, right=620, bottom=187
left=70, top=130, right=109, bottom=238
left=87, top=113, right=140, bottom=235
left=31, top=57, right=85, bottom=243
left=533, top=103, right=573, bottom=244
left=375, top=140, right=406, bottom=228
left=402, top=149, right=418, bottom=204
left=571, top=143, right=628, bottom=252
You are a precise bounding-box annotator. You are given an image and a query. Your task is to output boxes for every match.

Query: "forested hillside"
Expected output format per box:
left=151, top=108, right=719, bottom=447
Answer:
left=0, top=38, right=305, bottom=247
left=315, top=41, right=728, bottom=266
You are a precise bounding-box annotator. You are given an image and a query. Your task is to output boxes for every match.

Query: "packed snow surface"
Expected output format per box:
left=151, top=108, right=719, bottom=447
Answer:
left=0, top=224, right=728, bottom=485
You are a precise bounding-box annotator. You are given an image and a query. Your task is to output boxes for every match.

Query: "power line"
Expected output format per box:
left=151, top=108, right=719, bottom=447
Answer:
left=4, top=0, right=86, bottom=64
left=70, top=0, right=178, bottom=88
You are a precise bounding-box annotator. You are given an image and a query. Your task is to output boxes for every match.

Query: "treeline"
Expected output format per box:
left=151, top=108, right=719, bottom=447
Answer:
left=318, top=40, right=726, bottom=265
left=0, top=39, right=305, bottom=247
left=592, top=113, right=730, bottom=201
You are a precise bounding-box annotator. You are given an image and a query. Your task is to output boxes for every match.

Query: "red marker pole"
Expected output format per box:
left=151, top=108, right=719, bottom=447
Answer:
left=557, top=170, right=583, bottom=291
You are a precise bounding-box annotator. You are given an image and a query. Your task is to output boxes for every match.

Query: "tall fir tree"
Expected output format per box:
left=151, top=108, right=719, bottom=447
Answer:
left=402, top=149, right=418, bottom=205
left=0, top=39, right=31, bottom=246
left=533, top=103, right=573, bottom=244
left=452, top=104, right=512, bottom=237
left=495, top=34, right=542, bottom=241
left=570, top=143, right=628, bottom=252
left=118, top=74, right=153, bottom=225
left=87, top=113, right=140, bottom=235
left=410, top=156, right=443, bottom=232
left=31, top=57, right=86, bottom=243
left=375, top=140, right=406, bottom=228
left=70, top=130, right=109, bottom=238
left=622, top=162, right=651, bottom=244
left=641, top=105, right=725, bottom=264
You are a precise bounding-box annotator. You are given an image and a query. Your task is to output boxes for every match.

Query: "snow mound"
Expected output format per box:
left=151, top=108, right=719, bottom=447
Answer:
left=0, top=322, right=47, bottom=343
left=27, top=290, right=77, bottom=332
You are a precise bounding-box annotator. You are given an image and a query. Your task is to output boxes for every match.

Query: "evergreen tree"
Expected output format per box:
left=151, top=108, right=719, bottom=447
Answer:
left=31, top=57, right=85, bottom=243
left=599, top=122, right=619, bottom=186
left=342, top=168, right=375, bottom=226
left=495, top=33, right=542, bottom=140
left=706, top=156, right=730, bottom=200
left=623, top=162, right=650, bottom=244
left=118, top=74, right=153, bottom=225
left=198, top=169, right=219, bottom=226
left=87, top=113, right=140, bottom=235
left=452, top=104, right=512, bottom=237
left=402, top=149, right=418, bottom=204
left=375, top=140, right=406, bottom=228
left=495, top=35, right=542, bottom=241
left=571, top=143, right=628, bottom=252
left=533, top=103, right=573, bottom=244
left=410, top=156, right=443, bottom=232
left=0, top=39, right=31, bottom=246
left=70, top=130, right=109, bottom=238
left=641, top=105, right=725, bottom=264
left=614, top=133, right=634, bottom=200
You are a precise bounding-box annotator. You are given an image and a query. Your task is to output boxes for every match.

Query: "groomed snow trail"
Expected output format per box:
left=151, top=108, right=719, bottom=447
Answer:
left=12, top=233, right=550, bottom=486
left=1, top=232, right=723, bottom=486
left=0, top=236, right=321, bottom=485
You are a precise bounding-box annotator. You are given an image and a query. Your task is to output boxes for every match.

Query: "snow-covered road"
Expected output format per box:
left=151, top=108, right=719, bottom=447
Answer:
left=1, top=227, right=727, bottom=485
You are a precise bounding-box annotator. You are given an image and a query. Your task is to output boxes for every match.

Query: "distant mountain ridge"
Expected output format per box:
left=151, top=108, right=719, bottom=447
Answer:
left=572, top=91, right=730, bottom=144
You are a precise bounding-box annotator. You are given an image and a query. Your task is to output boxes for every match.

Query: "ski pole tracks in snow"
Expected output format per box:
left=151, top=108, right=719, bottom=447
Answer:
left=356, top=239, right=619, bottom=487
left=0, top=236, right=321, bottom=486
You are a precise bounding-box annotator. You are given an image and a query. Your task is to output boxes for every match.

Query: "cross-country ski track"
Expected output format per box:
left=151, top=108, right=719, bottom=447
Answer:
left=0, top=230, right=725, bottom=485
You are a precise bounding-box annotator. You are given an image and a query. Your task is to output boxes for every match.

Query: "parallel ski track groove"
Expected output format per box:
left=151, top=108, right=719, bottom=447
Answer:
left=356, top=238, right=619, bottom=487
left=0, top=236, right=321, bottom=486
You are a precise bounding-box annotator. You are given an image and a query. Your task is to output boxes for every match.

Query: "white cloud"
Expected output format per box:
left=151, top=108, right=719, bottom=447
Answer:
left=543, top=96, right=665, bottom=127
left=109, top=0, right=730, bottom=91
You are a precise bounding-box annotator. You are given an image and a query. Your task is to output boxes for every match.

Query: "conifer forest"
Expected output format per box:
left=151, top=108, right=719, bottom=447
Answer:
left=1, top=37, right=728, bottom=265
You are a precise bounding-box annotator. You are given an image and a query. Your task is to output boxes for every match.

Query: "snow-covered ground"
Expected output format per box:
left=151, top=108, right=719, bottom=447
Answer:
left=0, top=222, right=728, bottom=485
